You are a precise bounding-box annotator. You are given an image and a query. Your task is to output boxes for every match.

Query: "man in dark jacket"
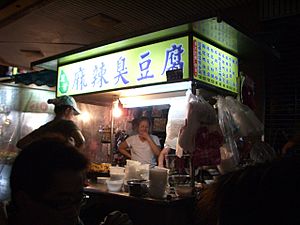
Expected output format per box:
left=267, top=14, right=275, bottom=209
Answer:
left=16, top=95, right=85, bottom=150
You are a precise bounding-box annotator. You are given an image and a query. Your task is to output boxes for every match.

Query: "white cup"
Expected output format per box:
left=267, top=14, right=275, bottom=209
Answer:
left=149, top=167, right=169, bottom=199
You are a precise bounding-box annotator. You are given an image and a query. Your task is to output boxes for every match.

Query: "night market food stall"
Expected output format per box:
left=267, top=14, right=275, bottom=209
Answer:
left=30, top=17, right=272, bottom=225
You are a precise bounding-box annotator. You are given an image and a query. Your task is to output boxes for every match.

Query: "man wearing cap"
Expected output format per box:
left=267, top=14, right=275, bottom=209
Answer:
left=16, top=95, right=85, bottom=150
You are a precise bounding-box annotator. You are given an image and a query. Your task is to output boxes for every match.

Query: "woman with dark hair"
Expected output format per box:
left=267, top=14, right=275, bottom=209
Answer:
left=119, top=117, right=161, bottom=166
left=16, top=95, right=85, bottom=150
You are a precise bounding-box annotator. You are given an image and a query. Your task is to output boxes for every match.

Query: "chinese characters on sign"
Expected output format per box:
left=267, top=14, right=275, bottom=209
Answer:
left=57, top=37, right=189, bottom=96
left=193, top=37, right=238, bottom=93
left=161, top=44, right=184, bottom=75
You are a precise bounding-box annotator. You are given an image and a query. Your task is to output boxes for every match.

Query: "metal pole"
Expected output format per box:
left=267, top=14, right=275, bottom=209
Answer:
left=110, top=102, right=114, bottom=164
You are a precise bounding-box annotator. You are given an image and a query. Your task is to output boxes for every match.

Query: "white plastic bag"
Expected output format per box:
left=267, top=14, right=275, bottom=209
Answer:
left=178, top=92, right=218, bottom=154
left=165, top=90, right=192, bottom=150
left=225, top=96, right=264, bottom=137
left=216, top=96, right=240, bottom=165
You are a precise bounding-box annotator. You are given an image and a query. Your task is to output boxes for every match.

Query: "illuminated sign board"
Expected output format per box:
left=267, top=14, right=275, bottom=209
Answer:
left=193, top=37, right=238, bottom=93
left=57, top=37, right=189, bottom=96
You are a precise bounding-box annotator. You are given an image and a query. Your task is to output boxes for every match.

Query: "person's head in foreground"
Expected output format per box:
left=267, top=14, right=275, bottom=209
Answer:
left=9, top=136, right=89, bottom=225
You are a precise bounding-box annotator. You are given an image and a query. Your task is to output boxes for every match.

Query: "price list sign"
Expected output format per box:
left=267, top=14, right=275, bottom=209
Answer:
left=193, top=37, right=238, bottom=93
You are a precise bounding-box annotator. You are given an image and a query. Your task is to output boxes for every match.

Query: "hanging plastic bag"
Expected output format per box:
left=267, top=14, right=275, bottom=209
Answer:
left=216, top=96, right=240, bottom=165
left=217, top=144, right=238, bottom=174
left=192, top=124, right=224, bottom=167
left=164, top=90, right=192, bottom=150
left=177, top=93, right=200, bottom=154
left=225, top=96, right=264, bottom=137
left=178, top=92, right=219, bottom=155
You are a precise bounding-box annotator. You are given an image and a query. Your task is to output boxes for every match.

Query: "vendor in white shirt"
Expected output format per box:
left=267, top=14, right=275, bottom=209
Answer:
left=119, top=117, right=161, bottom=166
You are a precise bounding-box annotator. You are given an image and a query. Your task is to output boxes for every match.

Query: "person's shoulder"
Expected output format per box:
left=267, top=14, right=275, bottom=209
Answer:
left=150, top=134, right=159, bottom=140
left=150, top=134, right=160, bottom=145
left=57, top=119, right=78, bottom=128
left=127, top=134, right=138, bottom=141
left=28, top=120, right=53, bottom=135
left=37, top=120, right=53, bottom=129
left=45, top=119, right=79, bottom=134
left=58, top=119, right=76, bottom=124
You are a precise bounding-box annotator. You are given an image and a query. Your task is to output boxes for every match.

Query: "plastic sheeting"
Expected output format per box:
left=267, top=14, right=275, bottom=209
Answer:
left=0, top=84, right=55, bottom=151
left=0, top=84, right=113, bottom=201
left=74, top=102, right=111, bottom=163
left=0, top=84, right=55, bottom=201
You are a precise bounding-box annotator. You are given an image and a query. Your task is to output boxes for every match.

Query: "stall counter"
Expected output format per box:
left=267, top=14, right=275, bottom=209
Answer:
left=81, top=183, right=195, bottom=225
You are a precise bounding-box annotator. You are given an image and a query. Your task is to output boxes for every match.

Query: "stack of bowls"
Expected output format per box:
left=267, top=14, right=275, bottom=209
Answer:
left=109, top=166, right=125, bottom=180
left=106, top=166, right=125, bottom=192
left=106, top=179, right=124, bottom=192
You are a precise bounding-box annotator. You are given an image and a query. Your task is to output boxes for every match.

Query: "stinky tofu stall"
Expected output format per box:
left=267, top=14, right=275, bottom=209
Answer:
left=32, top=17, right=271, bottom=225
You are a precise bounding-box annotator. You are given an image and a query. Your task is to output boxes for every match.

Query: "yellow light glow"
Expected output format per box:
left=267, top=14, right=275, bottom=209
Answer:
left=79, top=111, right=91, bottom=123
left=113, top=107, right=122, bottom=118
left=112, top=99, right=123, bottom=118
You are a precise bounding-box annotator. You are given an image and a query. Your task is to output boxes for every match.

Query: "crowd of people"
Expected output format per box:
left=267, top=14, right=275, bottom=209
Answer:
left=1, top=95, right=299, bottom=225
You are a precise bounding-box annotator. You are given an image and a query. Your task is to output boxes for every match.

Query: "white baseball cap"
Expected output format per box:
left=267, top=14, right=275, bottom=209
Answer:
left=47, top=95, right=80, bottom=115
